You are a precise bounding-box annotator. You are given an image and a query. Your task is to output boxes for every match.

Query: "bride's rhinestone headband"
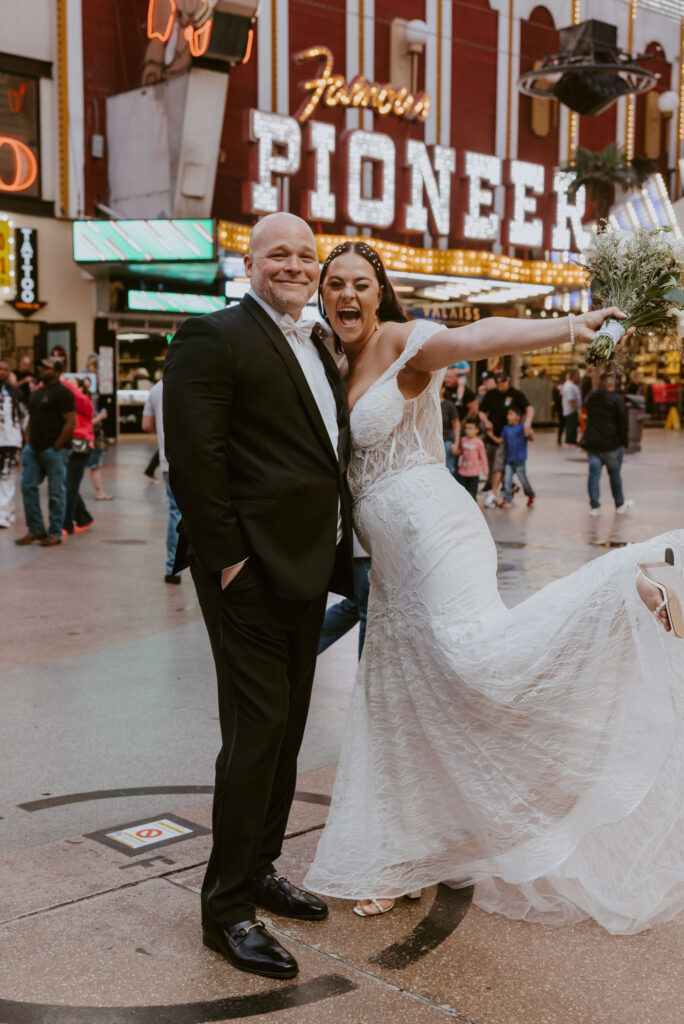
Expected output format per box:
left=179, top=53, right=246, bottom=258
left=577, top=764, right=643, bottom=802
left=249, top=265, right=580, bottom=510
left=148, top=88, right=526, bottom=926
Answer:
left=322, top=241, right=385, bottom=280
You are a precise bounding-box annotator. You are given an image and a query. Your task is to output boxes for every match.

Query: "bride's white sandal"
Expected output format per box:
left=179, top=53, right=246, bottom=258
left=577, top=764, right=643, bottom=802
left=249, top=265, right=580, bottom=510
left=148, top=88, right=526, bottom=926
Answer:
left=353, top=890, right=422, bottom=917
left=353, top=898, right=395, bottom=917
left=636, top=548, right=684, bottom=638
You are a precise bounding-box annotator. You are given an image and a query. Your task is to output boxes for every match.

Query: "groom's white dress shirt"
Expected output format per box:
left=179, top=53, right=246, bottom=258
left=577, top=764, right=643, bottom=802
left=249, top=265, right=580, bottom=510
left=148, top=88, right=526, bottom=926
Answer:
left=249, top=291, right=342, bottom=544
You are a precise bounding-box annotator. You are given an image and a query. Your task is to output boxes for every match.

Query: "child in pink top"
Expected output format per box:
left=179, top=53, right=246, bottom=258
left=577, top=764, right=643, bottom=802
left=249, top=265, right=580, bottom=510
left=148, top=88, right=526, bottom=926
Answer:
left=456, top=421, right=488, bottom=501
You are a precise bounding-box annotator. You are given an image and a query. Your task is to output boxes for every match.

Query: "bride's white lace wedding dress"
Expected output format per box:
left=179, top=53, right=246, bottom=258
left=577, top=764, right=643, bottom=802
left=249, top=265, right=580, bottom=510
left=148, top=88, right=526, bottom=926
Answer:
left=304, top=320, right=684, bottom=935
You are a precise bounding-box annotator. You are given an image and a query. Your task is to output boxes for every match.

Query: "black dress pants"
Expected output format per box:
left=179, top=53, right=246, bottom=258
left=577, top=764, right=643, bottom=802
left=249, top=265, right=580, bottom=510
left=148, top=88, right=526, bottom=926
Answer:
left=191, top=556, right=328, bottom=929
left=564, top=411, right=579, bottom=446
left=63, top=450, right=94, bottom=533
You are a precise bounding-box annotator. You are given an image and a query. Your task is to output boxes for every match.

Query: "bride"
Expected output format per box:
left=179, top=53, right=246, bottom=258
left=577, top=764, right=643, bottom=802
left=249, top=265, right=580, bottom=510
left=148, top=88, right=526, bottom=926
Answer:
left=303, top=240, right=684, bottom=936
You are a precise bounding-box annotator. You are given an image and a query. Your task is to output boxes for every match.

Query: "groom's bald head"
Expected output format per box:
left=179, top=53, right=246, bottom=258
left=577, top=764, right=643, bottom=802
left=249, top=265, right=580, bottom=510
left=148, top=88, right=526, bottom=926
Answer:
left=245, top=214, right=319, bottom=319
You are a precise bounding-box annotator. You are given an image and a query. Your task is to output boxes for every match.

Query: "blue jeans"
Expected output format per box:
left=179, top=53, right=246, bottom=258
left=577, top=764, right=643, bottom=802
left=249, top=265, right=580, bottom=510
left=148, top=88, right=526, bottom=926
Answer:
left=20, top=443, right=70, bottom=538
left=87, top=447, right=104, bottom=469
left=444, top=438, right=457, bottom=477
left=587, top=448, right=625, bottom=509
left=317, top=556, right=371, bottom=660
left=63, top=451, right=94, bottom=533
left=163, top=471, right=181, bottom=575
left=503, top=460, right=535, bottom=502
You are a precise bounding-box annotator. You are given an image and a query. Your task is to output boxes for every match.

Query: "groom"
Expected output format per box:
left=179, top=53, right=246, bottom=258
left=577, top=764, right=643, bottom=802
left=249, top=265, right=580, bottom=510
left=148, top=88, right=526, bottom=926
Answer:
left=163, top=213, right=354, bottom=979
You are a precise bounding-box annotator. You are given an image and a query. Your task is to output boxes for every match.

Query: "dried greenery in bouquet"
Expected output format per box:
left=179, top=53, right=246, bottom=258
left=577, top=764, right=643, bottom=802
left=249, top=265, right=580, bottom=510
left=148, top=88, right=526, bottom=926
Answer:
left=581, top=228, right=684, bottom=365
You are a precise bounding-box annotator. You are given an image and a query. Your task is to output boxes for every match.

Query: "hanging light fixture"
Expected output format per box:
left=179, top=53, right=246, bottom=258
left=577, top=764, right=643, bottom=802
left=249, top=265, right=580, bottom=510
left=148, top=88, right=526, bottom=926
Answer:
left=518, top=19, right=657, bottom=117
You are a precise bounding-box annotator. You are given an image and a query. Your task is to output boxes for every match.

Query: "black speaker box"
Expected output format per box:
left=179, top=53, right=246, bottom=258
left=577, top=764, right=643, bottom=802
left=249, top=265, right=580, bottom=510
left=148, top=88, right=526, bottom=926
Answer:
left=553, top=70, right=629, bottom=116
left=200, top=12, right=252, bottom=66
left=558, top=20, right=618, bottom=55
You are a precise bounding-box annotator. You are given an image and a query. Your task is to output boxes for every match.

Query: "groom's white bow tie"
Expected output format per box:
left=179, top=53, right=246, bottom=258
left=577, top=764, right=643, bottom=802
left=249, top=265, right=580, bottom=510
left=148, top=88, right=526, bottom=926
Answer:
left=280, top=315, right=315, bottom=346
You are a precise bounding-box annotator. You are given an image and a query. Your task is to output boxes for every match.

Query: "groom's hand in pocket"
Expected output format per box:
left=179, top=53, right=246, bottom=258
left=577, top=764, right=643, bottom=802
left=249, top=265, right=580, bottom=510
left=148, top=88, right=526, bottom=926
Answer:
left=221, top=559, right=248, bottom=590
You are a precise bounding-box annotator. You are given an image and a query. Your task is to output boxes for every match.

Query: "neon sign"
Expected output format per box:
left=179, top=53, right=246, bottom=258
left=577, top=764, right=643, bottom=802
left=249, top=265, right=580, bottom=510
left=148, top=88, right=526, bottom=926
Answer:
left=144, top=0, right=215, bottom=82
left=8, top=82, right=26, bottom=115
left=0, top=136, right=38, bottom=193
left=9, top=226, right=45, bottom=316
left=294, top=46, right=430, bottom=125
left=146, top=0, right=214, bottom=55
left=73, top=219, right=216, bottom=263
left=128, top=289, right=226, bottom=314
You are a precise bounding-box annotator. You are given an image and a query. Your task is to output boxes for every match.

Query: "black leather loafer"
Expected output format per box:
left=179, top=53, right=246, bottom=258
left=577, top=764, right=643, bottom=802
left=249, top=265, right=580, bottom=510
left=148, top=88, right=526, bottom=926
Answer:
left=202, top=918, right=298, bottom=979
left=249, top=872, right=328, bottom=921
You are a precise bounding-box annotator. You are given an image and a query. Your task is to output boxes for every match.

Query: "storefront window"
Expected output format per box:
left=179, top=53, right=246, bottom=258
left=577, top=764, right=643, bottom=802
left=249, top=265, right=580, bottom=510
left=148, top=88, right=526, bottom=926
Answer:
left=0, top=71, right=40, bottom=197
left=117, top=330, right=169, bottom=433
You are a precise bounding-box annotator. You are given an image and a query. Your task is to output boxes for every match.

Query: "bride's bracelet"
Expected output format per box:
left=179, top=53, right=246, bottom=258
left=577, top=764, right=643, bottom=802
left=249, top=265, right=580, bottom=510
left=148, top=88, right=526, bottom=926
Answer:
left=568, top=313, right=575, bottom=346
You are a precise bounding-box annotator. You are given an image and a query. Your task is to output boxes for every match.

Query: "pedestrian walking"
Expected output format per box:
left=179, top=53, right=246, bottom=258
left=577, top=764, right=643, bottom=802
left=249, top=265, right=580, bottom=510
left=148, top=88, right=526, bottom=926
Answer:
left=87, top=386, right=113, bottom=500
left=317, top=536, right=371, bottom=660
left=62, top=376, right=95, bottom=535
left=142, top=377, right=181, bottom=583
left=625, top=384, right=647, bottom=454
left=15, top=356, right=75, bottom=547
left=442, top=361, right=478, bottom=426
left=14, top=354, right=35, bottom=407
left=560, top=369, right=582, bottom=446
left=0, top=358, right=27, bottom=528
left=581, top=371, right=633, bottom=517
left=499, top=407, right=535, bottom=507
left=440, top=384, right=460, bottom=477
left=478, top=370, right=533, bottom=507
left=456, top=420, right=488, bottom=500
left=553, top=380, right=565, bottom=444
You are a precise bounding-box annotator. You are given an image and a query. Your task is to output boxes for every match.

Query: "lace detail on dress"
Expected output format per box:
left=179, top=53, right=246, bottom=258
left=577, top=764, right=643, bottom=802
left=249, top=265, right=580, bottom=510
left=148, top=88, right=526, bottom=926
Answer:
left=348, top=321, right=446, bottom=503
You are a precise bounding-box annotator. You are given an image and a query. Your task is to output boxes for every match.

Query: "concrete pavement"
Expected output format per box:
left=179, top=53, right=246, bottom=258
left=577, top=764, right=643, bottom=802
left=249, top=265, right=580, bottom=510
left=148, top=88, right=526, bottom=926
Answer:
left=2, top=430, right=684, bottom=1023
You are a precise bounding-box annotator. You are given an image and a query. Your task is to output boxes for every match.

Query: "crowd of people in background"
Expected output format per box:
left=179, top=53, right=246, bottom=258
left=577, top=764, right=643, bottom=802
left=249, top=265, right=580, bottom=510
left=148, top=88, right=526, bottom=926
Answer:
left=439, top=360, right=646, bottom=515
left=2, top=353, right=112, bottom=547
left=0, top=349, right=669, bottom=578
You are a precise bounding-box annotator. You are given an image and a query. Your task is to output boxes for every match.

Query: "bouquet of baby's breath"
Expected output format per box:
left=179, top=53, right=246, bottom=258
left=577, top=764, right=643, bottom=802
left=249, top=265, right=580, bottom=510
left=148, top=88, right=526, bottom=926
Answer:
left=581, top=228, right=684, bottom=365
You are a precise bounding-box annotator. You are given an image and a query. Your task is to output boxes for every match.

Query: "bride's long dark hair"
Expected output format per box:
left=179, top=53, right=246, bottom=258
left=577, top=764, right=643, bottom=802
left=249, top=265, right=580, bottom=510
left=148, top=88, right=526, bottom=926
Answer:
left=318, top=241, right=409, bottom=352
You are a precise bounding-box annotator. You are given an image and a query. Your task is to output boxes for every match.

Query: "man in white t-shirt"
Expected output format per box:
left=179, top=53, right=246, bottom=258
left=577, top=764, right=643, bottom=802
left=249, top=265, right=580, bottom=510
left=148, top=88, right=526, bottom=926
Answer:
left=142, top=377, right=181, bottom=583
left=560, top=369, right=582, bottom=446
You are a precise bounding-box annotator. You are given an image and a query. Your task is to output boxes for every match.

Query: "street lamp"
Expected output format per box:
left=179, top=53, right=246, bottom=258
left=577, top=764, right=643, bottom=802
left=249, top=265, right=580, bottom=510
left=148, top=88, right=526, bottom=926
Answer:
left=655, top=93, right=680, bottom=199
left=657, top=91, right=679, bottom=119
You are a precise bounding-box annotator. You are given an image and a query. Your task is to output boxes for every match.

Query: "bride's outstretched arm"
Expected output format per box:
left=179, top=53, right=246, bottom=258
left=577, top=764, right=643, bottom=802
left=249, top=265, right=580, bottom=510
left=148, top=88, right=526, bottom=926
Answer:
left=406, top=307, right=628, bottom=373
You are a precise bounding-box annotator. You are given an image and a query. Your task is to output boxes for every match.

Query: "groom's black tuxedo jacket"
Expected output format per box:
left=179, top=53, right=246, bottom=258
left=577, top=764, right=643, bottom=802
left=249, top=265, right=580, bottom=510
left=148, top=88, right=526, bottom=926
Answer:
left=163, top=294, right=354, bottom=601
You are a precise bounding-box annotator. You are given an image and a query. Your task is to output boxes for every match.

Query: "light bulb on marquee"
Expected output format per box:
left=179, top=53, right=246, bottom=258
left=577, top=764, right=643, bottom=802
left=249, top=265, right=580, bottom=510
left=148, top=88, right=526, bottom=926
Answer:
left=245, top=110, right=301, bottom=215
left=507, top=160, right=545, bottom=248
left=303, top=121, right=336, bottom=222
left=463, top=152, right=501, bottom=242
left=551, top=170, right=591, bottom=252
left=344, top=130, right=396, bottom=229
left=0, top=214, right=16, bottom=301
left=402, top=141, right=455, bottom=237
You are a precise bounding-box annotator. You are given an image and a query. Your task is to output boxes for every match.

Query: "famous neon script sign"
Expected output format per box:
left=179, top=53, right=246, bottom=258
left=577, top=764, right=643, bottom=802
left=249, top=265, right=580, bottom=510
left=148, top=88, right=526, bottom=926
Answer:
left=294, top=46, right=430, bottom=124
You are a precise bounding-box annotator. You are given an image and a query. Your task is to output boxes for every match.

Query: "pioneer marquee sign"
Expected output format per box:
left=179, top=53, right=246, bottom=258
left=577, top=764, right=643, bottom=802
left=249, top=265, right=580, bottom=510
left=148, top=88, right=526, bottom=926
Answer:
left=241, top=46, right=591, bottom=253
left=243, top=109, right=591, bottom=252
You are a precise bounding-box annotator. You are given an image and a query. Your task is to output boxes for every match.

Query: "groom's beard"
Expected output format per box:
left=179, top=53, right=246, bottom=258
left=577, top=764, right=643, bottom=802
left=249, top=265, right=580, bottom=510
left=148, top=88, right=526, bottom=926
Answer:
left=251, top=275, right=318, bottom=320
